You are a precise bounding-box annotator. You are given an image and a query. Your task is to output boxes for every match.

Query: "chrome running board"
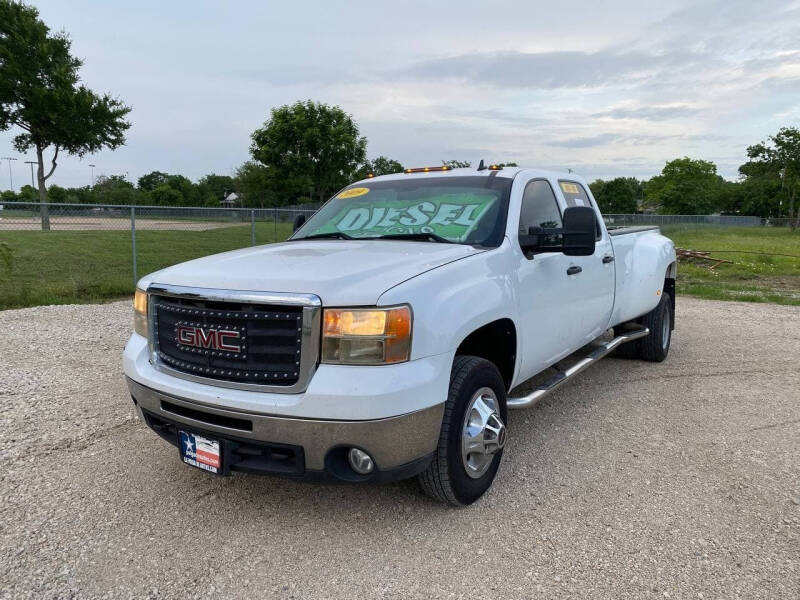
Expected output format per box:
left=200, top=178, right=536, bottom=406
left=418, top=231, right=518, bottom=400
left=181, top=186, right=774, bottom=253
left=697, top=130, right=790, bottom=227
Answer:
left=507, top=326, right=650, bottom=410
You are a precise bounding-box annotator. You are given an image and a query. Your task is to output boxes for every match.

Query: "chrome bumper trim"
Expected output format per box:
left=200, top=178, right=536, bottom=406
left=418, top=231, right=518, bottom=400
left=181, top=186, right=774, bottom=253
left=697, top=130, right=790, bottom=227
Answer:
left=126, top=377, right=444, bottom=470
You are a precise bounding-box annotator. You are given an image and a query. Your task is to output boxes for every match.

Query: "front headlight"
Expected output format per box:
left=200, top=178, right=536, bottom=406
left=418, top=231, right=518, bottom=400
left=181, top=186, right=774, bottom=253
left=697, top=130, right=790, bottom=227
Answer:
left=133, top=288, right=148, bottom=338
left=322, top=305, right=411, bottom=365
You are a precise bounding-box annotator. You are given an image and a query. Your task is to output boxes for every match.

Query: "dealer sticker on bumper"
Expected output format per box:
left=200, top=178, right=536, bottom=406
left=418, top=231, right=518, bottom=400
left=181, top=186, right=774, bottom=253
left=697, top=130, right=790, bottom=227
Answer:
left=179, top=430, right=221, bottom=474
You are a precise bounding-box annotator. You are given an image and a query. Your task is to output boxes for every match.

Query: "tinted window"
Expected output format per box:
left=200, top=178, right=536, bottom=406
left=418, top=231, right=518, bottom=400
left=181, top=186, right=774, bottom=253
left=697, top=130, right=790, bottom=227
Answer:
left=519, top=180, right=562, bottom=234
left=559, top=180, right=603, bottom=240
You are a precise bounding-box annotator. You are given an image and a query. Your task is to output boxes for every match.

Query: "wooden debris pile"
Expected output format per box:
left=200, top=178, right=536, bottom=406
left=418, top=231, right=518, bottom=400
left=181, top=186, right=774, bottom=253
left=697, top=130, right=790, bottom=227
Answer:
left=675, top=248, right=734, bottom=270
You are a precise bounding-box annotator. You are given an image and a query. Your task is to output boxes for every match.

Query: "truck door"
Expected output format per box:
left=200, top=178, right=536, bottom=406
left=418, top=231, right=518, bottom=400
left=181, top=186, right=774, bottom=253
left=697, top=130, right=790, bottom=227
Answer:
left=514, top=179, right=580, bottom=379
left=557, top=180, right=615, bottom=344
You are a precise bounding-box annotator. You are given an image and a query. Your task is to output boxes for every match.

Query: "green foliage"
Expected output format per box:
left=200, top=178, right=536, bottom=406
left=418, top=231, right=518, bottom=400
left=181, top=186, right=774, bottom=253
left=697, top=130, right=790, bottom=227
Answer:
left=442, top=160, right=472, bottom=168
left=645, top=158, right=723, bottom=214
left=250, top=100, right=367, bottom=202
left=739, top=127, right=800, bottom=227
left=233, top=161, right=285, bottom=207
left=354, top=155, right=404, bottom=179
left=0, top=0, right=131, bottom=201
left=197, top=174, right=235, bottom=204
left=17, top=185, right=37, bottom=201
left=47, top=184, right=68, bottom=203
left=137, top=172, right=220, bottom=206
left=137, top=171, right=169, bottom=192
left=735, top=177, right=783, bottom=217
left=589, top=177, right=639, bottom=213
left=91, top=175, right=140, bottom=205
left=150, top=183, right=183, bottom=206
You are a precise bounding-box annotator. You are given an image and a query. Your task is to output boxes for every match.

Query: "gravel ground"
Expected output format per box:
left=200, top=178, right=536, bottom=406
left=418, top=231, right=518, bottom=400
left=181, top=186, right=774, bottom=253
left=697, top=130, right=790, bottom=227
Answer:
left=1, top=298, right=798, bottom=599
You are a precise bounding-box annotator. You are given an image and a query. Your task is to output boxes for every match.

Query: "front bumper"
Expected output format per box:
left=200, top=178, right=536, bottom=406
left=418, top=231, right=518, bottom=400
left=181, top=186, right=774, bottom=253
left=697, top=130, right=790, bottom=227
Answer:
left=127, top=377, right=444, bottom=481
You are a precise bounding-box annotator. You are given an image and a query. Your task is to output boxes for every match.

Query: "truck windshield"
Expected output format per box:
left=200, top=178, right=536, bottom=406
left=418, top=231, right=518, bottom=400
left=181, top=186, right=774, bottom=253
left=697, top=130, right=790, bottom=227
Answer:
left=291, top=176, right=513, bottom=247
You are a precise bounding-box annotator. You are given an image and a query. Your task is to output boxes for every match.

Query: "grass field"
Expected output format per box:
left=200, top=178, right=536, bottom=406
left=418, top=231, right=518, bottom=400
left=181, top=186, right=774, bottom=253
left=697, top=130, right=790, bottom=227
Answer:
left=1, top=223, right=798, bottom=309
left=661, top=226, right=800, bottom=306
left=0, top=222, right=293, bottom=309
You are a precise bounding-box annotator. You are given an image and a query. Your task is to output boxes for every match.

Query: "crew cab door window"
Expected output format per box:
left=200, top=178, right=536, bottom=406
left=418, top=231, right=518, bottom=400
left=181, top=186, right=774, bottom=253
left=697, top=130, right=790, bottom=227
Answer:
left=558, top=180, right=603, bottom=240
left=519, top=180, right=562, bottom=252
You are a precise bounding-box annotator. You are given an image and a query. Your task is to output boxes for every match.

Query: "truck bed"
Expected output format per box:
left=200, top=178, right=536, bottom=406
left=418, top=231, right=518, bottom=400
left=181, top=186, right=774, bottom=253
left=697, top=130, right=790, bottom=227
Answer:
left=607, top=225, right=660, bottom=236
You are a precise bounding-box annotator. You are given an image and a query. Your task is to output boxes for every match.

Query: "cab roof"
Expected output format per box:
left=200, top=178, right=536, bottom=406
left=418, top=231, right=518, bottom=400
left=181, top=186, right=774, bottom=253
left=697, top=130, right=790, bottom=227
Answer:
left=352, top=166, right=588, bottom=186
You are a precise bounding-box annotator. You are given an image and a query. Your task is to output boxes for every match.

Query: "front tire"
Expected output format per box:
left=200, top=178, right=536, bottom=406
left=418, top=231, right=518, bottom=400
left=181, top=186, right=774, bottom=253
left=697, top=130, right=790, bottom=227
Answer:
left=418, top=356, right=507, bottom=506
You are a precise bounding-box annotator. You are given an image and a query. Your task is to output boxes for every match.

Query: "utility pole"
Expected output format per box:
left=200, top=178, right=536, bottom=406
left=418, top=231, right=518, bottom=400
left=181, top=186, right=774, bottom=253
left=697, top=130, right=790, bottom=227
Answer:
left=89, top=164, right=96, bottom=187
left=24, top=161, right=37, bottom=190
left=1, top=157, right=17, bottom=192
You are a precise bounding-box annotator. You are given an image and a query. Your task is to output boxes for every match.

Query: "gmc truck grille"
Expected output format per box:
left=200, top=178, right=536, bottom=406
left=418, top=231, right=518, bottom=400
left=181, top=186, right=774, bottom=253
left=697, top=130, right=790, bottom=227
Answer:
left=152, top=295, right=304, bottom=386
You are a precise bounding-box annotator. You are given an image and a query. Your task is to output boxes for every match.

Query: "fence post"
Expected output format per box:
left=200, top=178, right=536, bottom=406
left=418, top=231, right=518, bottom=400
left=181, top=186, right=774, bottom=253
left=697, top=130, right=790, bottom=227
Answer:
left=251, top=210, right=256, bottom=246
left=131, top=206, right=138, bottom=287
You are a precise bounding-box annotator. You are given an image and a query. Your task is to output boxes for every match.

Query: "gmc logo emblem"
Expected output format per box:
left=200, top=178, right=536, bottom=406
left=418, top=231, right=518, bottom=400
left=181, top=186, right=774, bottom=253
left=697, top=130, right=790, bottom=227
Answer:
left=176, top=325, right=242, bottom=353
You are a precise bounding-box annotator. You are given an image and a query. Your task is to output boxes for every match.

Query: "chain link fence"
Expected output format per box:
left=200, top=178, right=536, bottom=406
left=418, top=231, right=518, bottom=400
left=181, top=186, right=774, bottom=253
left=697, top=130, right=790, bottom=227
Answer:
left=0, top=202, right=316, bottom=309
left=0, top=201, right=791, bottom=309
left=602, top=213, right=764, bottom=226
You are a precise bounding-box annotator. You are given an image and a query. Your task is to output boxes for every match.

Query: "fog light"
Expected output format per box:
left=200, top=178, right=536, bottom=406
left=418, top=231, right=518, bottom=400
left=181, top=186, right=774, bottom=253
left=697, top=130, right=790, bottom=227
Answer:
left=348, top=448, right=374, bottom=475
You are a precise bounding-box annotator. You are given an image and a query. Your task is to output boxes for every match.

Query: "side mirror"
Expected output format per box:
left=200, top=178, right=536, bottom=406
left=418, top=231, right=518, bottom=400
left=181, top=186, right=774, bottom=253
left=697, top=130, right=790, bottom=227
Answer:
left=293, top=213, right=307, bottom=232
left=561, top=206, right=596, bottom=256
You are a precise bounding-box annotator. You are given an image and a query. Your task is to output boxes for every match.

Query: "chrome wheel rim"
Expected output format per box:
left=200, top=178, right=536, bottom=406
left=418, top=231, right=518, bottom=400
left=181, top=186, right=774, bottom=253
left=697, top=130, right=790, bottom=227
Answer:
left=461, top=387, right=506, bottom=479
left=662, top=309, right=671, bottom=351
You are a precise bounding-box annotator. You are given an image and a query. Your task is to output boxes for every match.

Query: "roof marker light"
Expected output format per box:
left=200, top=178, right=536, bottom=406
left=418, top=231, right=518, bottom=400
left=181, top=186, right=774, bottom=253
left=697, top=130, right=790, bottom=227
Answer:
left=404, top=166, right=452, bottom=174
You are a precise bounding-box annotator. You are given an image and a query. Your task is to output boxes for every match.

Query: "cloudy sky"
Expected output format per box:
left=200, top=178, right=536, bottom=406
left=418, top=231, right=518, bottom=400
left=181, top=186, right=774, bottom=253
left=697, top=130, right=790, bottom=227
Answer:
left=2, top=0, right=799, bottom=190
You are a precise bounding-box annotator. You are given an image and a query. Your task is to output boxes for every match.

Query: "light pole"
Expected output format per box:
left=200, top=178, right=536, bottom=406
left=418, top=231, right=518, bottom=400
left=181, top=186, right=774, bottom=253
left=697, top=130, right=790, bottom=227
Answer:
left=1, top=157, right=17, bottom=192
left=89, top=164, right=96, bottom=187
left=24, top=160, right=37, bottom=191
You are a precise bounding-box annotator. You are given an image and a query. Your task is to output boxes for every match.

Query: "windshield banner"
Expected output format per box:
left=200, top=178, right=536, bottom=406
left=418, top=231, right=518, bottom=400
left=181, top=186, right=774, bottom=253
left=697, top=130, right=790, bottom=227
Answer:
left=316, top=194, right=497, bottom=240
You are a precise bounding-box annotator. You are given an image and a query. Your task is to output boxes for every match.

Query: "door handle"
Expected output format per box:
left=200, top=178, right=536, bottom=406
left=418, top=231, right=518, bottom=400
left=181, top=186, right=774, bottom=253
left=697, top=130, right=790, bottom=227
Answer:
left=602, top=255, right=615, bottom=264
left=566, top=265, right=582, bottom=275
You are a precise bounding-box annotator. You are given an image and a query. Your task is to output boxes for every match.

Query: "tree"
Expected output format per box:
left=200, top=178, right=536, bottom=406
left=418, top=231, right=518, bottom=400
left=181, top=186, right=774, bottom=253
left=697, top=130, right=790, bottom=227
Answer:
left=731, top=177, right=782, bottom=218
left=590, top=177, right=639, bottom=214
left=16, top=184, right=36, bottom=201
left=354, top=155, right=404, bottom=179
left=740, top=127, right=800, bottom=229
left=442, top=160, right=471, bottom=168
left=47, top=184, right=68, bottom=203
left=0, top=1, right=131, bottom=230
left=645, top=158, right=722, bottom=215
left=93, top=174, right=139, bottom=205
left=198, top=174, right=235, bottom=204
left=234, top=161, right=276, bottom=207
left=150, top=183, right=183, bottom=206
left=137, top=171, right=170, bottom=192
left=250, top=101, right=366, bottom=203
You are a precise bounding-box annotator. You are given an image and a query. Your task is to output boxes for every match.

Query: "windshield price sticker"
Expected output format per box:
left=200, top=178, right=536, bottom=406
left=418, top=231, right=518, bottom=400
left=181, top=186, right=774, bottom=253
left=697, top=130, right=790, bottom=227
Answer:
left=336, top=187, right=370, bottom=199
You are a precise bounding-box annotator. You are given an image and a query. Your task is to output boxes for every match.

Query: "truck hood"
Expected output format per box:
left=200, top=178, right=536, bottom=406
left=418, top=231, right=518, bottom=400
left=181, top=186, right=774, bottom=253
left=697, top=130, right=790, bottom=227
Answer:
left=148, top=240, right=484, bottom=305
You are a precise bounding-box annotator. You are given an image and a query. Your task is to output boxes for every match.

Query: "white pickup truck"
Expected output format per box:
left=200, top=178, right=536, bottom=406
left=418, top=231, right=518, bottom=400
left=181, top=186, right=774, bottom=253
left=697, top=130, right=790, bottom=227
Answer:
left=124, top=165, right=676, bottom=505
